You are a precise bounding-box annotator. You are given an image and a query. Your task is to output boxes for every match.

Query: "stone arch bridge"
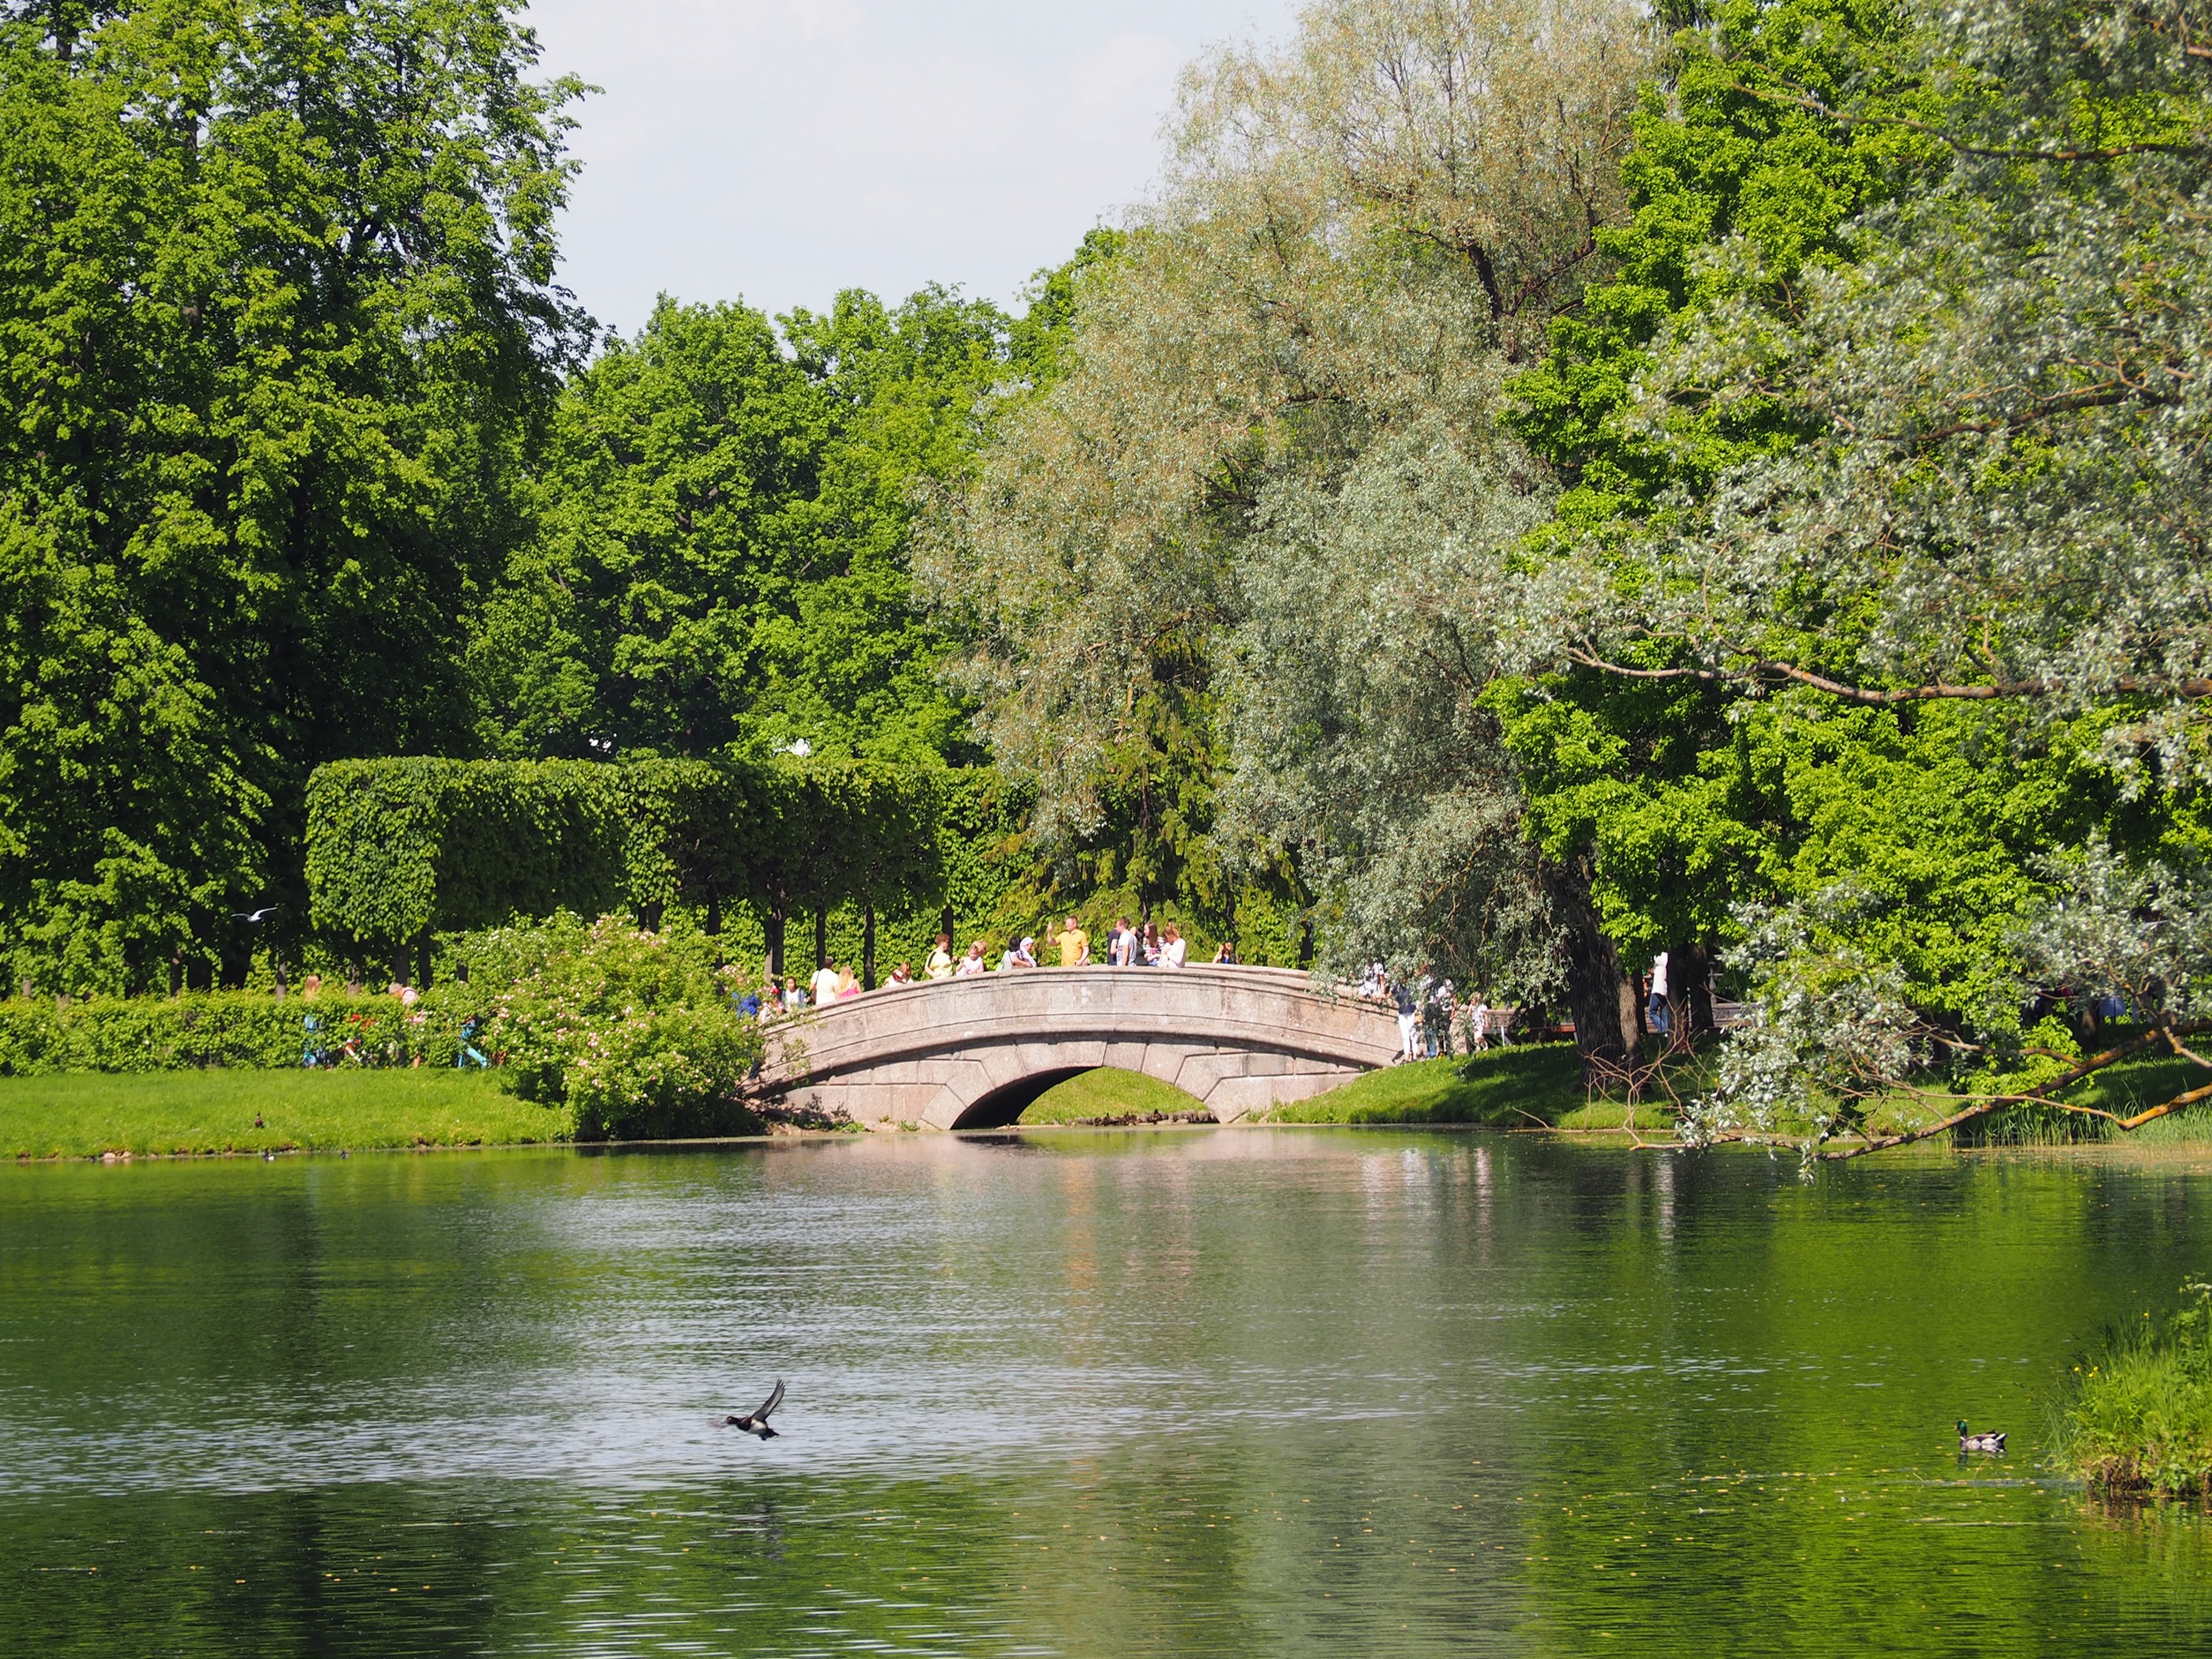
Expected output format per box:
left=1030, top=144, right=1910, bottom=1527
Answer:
left=766, top=966, right=1399, bottom=1130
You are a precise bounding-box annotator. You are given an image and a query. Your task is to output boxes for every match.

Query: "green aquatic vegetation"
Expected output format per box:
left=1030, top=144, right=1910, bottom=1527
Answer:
left=2055, top=1280, right=2212, bottom=1498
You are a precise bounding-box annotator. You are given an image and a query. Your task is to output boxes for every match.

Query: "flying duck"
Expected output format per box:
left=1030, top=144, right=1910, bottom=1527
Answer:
left=724, top=1379, right=785, bottom=1439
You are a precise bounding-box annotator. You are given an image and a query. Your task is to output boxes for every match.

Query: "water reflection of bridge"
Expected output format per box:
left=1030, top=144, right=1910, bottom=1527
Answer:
left=767, top=966, right=1399, bottom=1130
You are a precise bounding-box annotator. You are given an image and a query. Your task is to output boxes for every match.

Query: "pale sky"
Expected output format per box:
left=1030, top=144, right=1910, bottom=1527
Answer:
left=526, top=0, right=1302, bottom=338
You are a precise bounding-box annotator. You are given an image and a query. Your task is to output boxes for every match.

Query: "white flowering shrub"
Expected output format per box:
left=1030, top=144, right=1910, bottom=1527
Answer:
left=484, top=914, right=762, bottom=1140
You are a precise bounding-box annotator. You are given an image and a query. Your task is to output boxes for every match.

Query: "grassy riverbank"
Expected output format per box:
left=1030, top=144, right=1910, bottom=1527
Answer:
left=0, top=1070, right=567, bottom=1160
left=1019, top=1067, right=1204, bottom=1124
left=1264, top=1046, right=1586, bottom=1126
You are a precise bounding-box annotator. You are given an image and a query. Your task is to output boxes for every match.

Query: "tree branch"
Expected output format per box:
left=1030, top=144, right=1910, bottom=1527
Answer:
left=1731, top=80, right=2208, bottom=165
left=1807, top=1029, right=2170, bottom=1160
left=1561, top=647, right=2212, bottom=705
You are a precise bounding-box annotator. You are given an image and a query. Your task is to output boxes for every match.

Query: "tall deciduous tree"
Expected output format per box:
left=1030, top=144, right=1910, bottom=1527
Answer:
left=472, top=285, right=1012, bottom=766
left=0, top=0, right=585, bottom=994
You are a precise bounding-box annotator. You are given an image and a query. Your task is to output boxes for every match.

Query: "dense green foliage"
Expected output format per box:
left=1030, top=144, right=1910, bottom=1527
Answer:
left=0, top=0, right=586, bottom=996
left=932, top=0, right=2212, bottom=1152
left=478, top=912, right=763, bottom=1140
left=471, top=286, right=1014, bottom=764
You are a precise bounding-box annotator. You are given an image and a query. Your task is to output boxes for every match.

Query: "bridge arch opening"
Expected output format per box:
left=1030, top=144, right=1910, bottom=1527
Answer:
left=950, top=1065, right=1211, bottom=1131
left=952, top=1069, right=1093, bottom=1130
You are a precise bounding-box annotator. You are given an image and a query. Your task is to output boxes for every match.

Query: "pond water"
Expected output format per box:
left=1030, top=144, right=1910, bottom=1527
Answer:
left=3, top=1130, right=2209, bottom=1656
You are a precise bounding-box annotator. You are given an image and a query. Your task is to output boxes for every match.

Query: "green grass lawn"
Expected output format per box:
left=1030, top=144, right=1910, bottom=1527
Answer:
left=0, top=1070, right=570, bottom=1160
left=1018, top=1068, right=1204, bottom=1125
left=1265, top=1044, right=1586, bottom=1126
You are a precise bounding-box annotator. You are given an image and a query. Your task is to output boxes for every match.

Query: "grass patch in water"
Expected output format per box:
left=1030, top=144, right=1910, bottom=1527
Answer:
left=1265, top=1044, right=1584, bottom=1125
left=1018, top=1068, right=1204, bottom=1125
left=2053, top=1280, right=2212, bottom=1498
left=0, top=1069, right=568, bottom=1160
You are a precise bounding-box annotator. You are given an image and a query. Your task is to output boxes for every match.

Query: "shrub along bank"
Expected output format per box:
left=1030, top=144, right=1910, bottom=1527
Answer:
left=0, top=912, right=768, bottom=1145
left=2055, top=1280, right=2212, bottom=1499
left=0, top=991, right=491, bottom=1074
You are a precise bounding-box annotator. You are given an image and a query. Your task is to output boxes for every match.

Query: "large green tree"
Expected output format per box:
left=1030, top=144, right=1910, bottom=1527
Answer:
left=0, top=0, right=584, bottom=995
left=471, top=284, right=1016, bottom=767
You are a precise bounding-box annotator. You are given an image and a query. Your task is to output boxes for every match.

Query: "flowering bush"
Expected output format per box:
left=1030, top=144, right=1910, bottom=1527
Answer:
left=484, top=913, right=763, bottom=1140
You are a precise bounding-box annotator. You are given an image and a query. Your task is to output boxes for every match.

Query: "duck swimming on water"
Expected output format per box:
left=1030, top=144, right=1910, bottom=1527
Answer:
left=724, top=1379, right=785, bottom=1439
left=1957, top=1420, right=2006, bottom=1453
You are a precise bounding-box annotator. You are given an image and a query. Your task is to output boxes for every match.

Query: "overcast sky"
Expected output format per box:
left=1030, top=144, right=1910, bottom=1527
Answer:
left=526, top=0, right=1301, bottom=338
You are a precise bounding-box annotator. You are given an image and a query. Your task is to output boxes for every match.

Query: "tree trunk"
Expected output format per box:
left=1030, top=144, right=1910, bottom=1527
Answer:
left=1544, top=860, right=1638, bottom=1083
left=863, top=905, right=876, bottom=989
left=416, top=930, right=434, bottom=992
left=814, top=908, right=828, bottom=971
left=1670, top=941, right=1714, bottom=1038
left=766, top=908, right=786, bottom=979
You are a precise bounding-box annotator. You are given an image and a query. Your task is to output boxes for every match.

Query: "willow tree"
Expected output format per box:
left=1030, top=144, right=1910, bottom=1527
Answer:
left=922, top=0, right=1656, bottom=1070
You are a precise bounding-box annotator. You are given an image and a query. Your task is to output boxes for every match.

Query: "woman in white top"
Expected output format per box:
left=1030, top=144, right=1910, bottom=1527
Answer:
left=1159, top=924, right=1188, bottom=969
left=810, top=962, right=842, bottom=1007
left=956, top=941, right=987, bottom=976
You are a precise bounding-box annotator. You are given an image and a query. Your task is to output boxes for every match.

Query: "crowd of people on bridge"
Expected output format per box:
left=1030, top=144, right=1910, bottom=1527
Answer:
left=738, top=916, right=1240, bottom=1020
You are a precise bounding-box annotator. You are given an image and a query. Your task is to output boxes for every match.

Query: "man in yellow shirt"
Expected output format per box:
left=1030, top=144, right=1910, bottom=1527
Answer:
left=1054, top=915, right=1090, bottom=967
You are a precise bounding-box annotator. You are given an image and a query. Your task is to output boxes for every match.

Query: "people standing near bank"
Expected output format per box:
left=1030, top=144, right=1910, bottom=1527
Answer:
left=926, top=935, right=956, bottom=980
left=1055, top=914, right=1090, bottom=966
left=1140, top=921, right=1161, bottom=966
left=810, top=960, right=842, bottom=1009
left=1466, top=993, right=1490, bottom=1051
left=1160, top=925, right=1188, bottom=969
left=956, top=941, right=986, bottom=977
left=1392, top=974, right=1421, bottom=1062
left=1648, top=950, right=1671, bottom=1036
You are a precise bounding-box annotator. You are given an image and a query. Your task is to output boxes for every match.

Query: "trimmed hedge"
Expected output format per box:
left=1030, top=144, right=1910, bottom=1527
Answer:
left=304, top=755, right=945, bottom=955
left=0, top=992, right=491, bottom=1075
